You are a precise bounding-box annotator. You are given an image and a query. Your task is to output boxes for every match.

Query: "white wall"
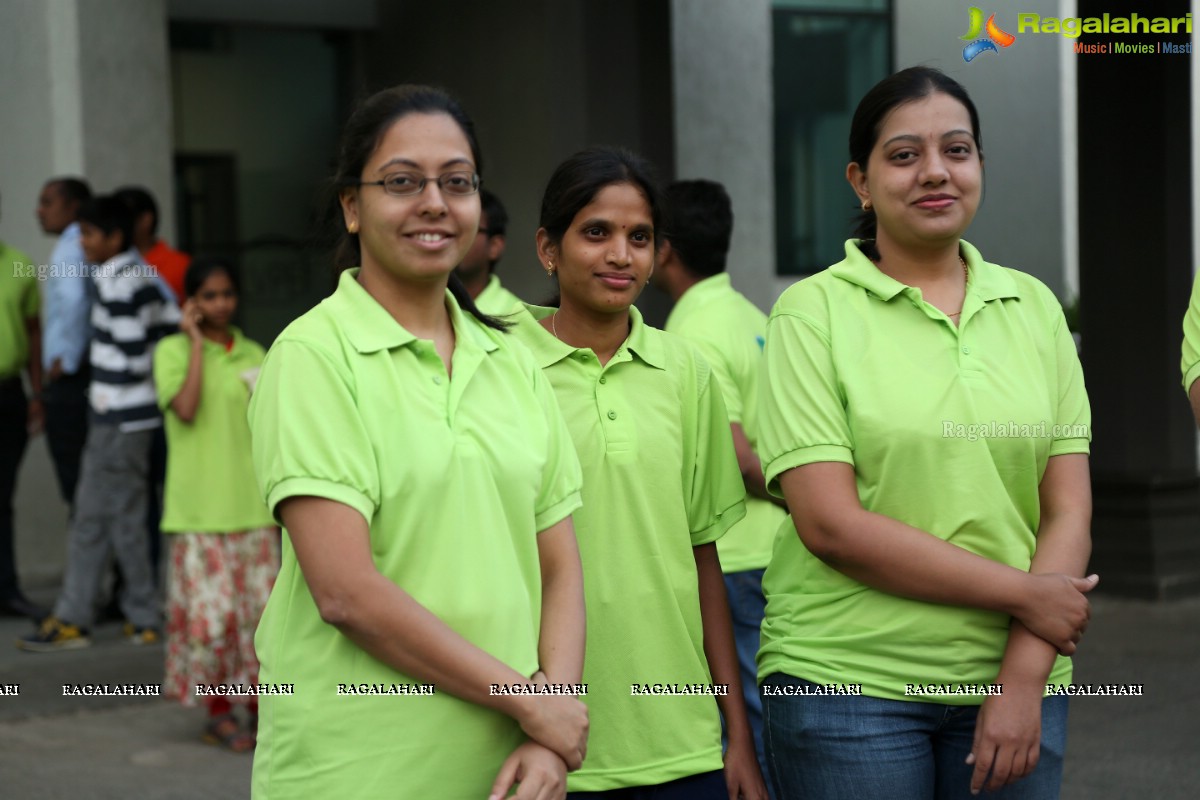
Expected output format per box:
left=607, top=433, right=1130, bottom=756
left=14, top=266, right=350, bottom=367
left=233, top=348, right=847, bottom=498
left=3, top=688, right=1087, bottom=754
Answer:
left=895, top=0, right=1071, bottom=298
left=672, top=0, right=779, bottom=312
left=0, top=0, right=177, bottom=258
left=0, top=0, right=177, bottom=586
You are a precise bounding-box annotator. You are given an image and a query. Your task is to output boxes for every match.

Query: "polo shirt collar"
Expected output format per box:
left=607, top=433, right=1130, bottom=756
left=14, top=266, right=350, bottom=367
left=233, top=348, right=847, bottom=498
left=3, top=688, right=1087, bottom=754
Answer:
left=329, top=268, right=498, bottom=355
left=667, top=273, right=731, bottom=325
left=959, top=241, right=1020, bottom=302
left=519, top=303, right=666, bottom=370
left=200, top=325, right=247, bottom=354
left=832, top=239, right=1021, bottom=303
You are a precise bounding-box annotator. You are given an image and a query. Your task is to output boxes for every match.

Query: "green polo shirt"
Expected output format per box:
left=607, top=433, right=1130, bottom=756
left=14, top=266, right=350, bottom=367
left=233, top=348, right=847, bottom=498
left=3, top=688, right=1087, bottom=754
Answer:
left=757, top=239, right=1090, bottom=703
left=0, top=241, right=38, bottom=378
left=475, top=273, right=524, bottom=316
left=153, top=328, right=273, bottom=533
left=666, top=272, right=787, bottom=572
left=247, top=269, right=583, bottom=799
left=1181, top=272, right=1200, bottom=391
left=510, top=304, right=746, bottom=792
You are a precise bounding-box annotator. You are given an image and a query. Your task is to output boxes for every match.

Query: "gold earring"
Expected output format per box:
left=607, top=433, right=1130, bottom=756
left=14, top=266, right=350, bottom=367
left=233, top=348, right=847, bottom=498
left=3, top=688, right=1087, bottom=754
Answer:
left=861, top=200, right=872, bottom=212
left=347, top=221, right=359, bottom=234
left=545, top=260, right=556, bottom=277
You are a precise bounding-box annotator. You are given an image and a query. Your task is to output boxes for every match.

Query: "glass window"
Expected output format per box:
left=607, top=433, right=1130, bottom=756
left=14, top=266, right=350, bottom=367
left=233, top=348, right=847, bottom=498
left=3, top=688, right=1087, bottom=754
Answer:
left=773, top=2, right=891, bottom=275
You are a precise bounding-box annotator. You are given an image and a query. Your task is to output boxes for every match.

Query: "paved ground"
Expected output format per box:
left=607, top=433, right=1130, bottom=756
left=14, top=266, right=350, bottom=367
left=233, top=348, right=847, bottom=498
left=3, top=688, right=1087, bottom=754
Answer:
left=0, top=587, right=1197, bottom=799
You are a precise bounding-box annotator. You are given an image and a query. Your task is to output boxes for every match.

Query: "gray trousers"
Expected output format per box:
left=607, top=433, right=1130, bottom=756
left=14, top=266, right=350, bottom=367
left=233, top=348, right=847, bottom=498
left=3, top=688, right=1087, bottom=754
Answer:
left=54, top=422, right=158, bottom=628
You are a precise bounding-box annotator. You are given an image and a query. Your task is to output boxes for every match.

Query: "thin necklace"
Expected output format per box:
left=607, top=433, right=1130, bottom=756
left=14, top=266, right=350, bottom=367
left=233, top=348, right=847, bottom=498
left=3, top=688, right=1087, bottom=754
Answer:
left=551, top=310, right=561, bottom=340
left=947, top=256, right=969, bottom=318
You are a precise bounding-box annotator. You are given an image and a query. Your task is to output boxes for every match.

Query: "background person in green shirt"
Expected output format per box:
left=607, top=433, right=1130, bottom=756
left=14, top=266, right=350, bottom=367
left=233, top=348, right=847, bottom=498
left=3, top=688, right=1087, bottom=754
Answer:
left=1181, top=272, right=1200, bottom=423
left=154, top=257, right=278, bottom=752
left=0, top=201, right=44, bottom=621
left=757, top=67, right=1096, bottom=800
left=513, top=147, right=767, bottom=800
left=454, top=188, right=524, bottom=315
left=656, top=179, right=787, bottom=797
left=247, top=85, right=588, bottom=800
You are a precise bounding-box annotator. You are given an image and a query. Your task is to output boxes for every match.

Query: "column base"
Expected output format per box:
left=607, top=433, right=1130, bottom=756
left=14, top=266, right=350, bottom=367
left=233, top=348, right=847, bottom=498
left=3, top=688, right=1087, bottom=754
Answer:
left=1090, top=475, right=1200, bottom=601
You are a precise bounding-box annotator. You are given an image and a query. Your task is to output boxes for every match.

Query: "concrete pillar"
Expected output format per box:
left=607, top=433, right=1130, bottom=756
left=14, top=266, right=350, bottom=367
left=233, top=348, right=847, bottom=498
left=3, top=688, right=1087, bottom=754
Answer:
left=1077, top=0, right=1200, bottom=599
left=0, top=0, right=176, bottom=587
left=671, top=0, right=778, bottom=312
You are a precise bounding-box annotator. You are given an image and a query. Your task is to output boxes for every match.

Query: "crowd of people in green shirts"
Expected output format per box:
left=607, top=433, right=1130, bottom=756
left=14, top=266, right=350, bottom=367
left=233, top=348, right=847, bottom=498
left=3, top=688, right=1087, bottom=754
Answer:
left=1, top=60, right=1125, bottom=799
left=220, top=64, right=1110, bottom=800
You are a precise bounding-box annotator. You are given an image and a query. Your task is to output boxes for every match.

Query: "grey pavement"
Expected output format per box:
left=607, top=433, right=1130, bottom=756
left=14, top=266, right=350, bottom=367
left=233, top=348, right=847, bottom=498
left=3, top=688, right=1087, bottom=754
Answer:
left=3, top=439, right=1200, bottom=798
left=1, top=593, right=1198, bottom=799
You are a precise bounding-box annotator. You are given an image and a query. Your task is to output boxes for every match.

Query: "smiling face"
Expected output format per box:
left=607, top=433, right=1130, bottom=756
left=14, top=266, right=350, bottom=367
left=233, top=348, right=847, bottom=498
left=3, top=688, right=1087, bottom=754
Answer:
left=848, top=91, right=982, bottom=254
left=539, top=182, right=655, bottom=319
left=339, top=112, right=480, bottom=287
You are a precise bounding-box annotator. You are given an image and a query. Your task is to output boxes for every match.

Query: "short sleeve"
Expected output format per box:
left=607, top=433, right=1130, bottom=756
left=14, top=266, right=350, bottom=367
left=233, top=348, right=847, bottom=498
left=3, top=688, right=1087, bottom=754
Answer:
left=1182, top=273, right=1200, bottom=392
left=684, top=352, right=746, bottom=546
left=757, top=310, right=854, bottom=497
left=529, top=360, right=584, bottom=532
left=1048, top=302, right=1091, bottom=457
left=153, top=335, right=189, bottom=411
left=248, top=339, right=380, bottom=526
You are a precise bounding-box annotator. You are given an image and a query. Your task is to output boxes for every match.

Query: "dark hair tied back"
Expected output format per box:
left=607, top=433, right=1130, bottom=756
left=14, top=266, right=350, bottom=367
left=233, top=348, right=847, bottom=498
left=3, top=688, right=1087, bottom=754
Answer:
left=184, top=256, right=240, bottom=298
left=848, top=66, right=983, bottom=261
left=539, top=146, right=663, bottom=249
left=330, top=84, right=507, bottom=331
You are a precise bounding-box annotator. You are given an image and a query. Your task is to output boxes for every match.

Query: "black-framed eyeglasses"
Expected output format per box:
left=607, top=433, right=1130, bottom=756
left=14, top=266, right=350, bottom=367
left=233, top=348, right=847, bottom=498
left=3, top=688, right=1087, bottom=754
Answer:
left=357, top=171, right=480, bottom=197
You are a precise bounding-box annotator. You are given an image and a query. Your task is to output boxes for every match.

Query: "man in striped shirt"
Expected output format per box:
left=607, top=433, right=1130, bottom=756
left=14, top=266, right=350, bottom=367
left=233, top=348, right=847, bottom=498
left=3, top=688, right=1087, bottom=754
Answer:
left=18, top=196, right=180, bottom=652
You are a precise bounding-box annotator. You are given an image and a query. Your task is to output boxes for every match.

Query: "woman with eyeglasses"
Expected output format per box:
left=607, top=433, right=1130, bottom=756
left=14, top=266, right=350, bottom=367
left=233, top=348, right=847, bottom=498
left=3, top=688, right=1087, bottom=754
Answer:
left=756, top=66, right=1094, bottom=799
left=508, top=146, right=768, bottom=800
left=247, top=85, right=588, bottom=800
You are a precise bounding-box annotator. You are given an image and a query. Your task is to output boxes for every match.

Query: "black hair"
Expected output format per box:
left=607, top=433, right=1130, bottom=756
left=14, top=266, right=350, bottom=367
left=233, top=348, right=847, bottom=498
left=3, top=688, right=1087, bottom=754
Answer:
left=480, top=188, right=508, bottom=238
left=49, top=177, right=92, bottom=207
left=77, top=195, right=134, bottom=252
left=113, top=186, right=159, bottom=234
left=662, top=179, right=733, bottom=278
left=331, top=84, right=506, bottom=331
left=480, top=188, right=508, bottom=273
left=184, top=256, right=240, bottom=298
left=539, top=146, right=663, bottom=251
left=849, top=66, right=983, bottom=260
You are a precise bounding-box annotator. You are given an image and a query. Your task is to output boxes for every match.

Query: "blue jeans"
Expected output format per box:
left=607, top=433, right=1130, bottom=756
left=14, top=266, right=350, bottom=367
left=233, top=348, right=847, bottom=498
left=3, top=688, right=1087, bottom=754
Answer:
left=762, top=674, right=1067, bottom=800
left=567, top=769, right=726, bottom=800
left=722, top=569, right=773, bottom=798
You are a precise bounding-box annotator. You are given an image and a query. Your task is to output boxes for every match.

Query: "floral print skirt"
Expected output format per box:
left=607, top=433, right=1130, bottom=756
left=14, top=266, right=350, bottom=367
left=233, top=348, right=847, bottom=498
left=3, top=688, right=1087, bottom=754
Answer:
left=163, top=528, right=280, bottom=706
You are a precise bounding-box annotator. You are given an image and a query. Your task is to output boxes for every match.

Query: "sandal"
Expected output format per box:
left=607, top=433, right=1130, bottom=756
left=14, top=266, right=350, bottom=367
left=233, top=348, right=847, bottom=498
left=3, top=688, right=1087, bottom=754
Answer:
left=202, top=713, right=255, bottom=753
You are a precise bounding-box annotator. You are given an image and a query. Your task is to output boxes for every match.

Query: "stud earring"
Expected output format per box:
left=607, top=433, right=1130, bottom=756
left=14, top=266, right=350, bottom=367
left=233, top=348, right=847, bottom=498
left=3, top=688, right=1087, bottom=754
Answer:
left=546, top=260, right=556, bottom=277
left=861, top=200, right=872, bottom=212
left=347, top=221, right=359, bottom=234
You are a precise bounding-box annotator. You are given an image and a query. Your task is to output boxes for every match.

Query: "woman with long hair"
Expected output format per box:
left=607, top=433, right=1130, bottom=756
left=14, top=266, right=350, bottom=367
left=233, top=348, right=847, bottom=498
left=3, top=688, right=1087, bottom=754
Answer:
left=156, top=257, right=278, bottom=752
left=757, top=66, right=1095, bottom=799
left=247, top=85, right=588, bottom=799
left=509, top=146, right=768, bottom=800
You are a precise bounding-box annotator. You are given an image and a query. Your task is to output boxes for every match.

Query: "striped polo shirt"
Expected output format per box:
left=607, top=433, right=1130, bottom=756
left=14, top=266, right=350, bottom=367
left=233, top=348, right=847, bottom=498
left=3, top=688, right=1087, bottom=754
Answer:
left=89, top=247, right=181, bottom=431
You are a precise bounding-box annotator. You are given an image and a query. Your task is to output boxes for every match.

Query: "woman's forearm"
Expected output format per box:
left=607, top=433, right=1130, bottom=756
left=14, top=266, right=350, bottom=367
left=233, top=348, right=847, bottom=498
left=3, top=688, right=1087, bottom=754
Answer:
left=779, top=463, right=1095, bottom=653
left=534, top=517, right=586, bottom=685
left=996, top=454, right=1092, bottom=689
left=694, top=543, right=754, bottom=742
left=169, top=339, right=205, bottom=423
left=281, top=497, right=542, bottom=717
